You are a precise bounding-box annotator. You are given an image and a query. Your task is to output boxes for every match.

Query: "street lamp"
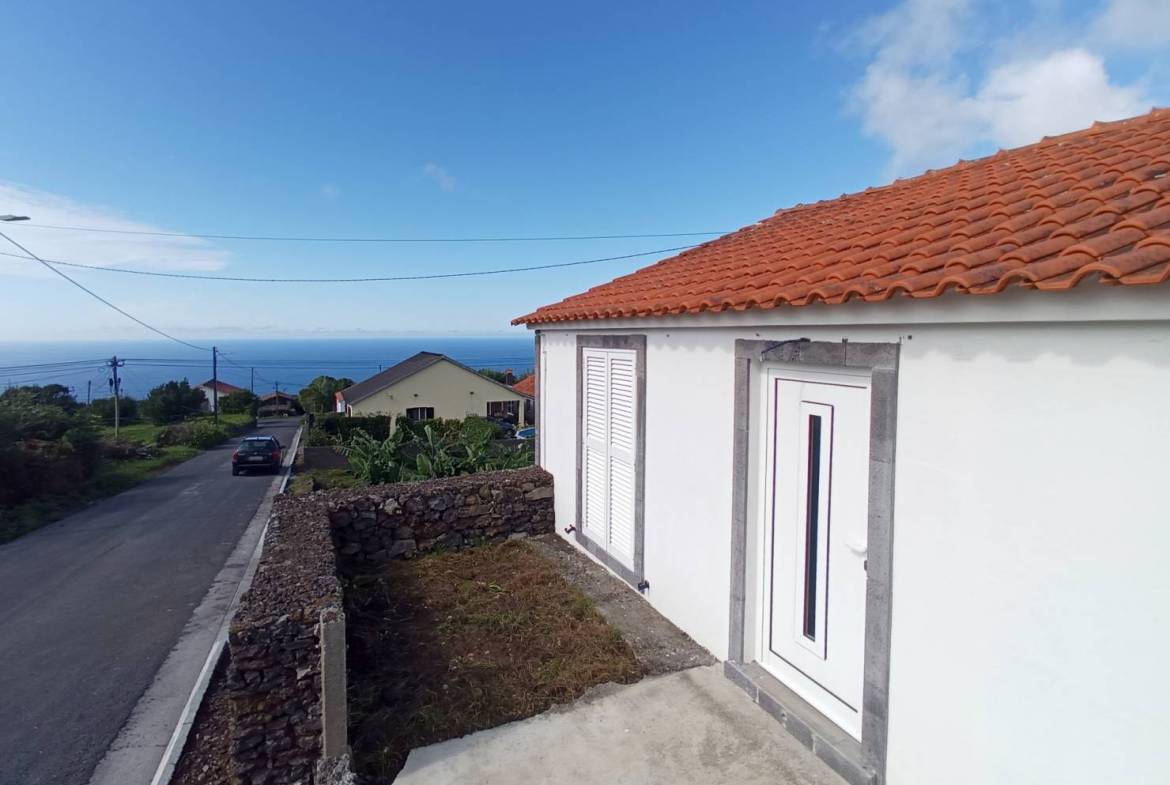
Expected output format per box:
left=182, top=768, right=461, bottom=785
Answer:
left=0, top=215, right=30, bottom=222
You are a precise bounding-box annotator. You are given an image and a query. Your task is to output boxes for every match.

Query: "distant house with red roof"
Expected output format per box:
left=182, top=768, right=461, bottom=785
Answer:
left=513, top=110, right=1170, bottom=784
left=194, top=378, right=244, bottom=411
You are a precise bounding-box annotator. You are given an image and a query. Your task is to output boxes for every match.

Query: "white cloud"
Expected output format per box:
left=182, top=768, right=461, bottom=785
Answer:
left=1093, top=0, right=1170, bottom=49
left=975, top=49, right=1147, bottom=147
left=0, top=181, right=229, bottom=275
left=422, top=163, right=457, bottom=192
left=848, top=0, right=1158, bottom=176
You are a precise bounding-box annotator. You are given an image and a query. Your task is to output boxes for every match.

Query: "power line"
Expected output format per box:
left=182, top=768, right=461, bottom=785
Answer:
left=0, top=229, right=211, bottom=353
left=9, top=222, right=727, bottom=244
left=0, top=244, right=698, bottom=283
left=0, top=358, right=110, bottom=373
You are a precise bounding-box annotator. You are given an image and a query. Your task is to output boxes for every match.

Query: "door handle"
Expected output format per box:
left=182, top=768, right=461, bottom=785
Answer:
left=846, top=539, right=868, bottom=557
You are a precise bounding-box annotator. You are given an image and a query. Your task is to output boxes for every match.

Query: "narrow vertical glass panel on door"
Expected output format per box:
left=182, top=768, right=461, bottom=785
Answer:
left=803, top=414, right=823, bottom=641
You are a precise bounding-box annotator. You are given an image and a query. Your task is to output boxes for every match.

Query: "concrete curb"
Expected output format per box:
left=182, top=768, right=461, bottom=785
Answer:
left=148, top=422, right=304, bottom=785
left=85, top=423, right=304, bottom=785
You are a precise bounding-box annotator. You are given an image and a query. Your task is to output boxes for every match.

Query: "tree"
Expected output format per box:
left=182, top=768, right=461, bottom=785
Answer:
left=89, top=396, right=138, bottom=425
left=477, top=368, right=509, bottom=384
left=141, top=380, right=206, bottom=425
left=1, top=384, right=80, bottom=414
left=298, top=376, right=354, bottom=414
left=220, top=389, right=259, bottom=416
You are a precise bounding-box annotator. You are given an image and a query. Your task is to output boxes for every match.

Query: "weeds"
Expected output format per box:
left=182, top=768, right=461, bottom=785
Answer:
left=345, top=540, right=643, bottom=781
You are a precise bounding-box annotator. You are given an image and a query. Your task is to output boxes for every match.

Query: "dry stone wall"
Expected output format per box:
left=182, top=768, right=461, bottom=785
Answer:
left=325, top=466, right=554, bottom=572
left=222, top=467, right=553, bottom=784
left=227, top=498, right=343, bottom=785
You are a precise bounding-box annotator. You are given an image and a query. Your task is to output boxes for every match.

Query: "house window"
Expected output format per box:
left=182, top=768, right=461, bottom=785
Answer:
left=487, top=400, right=519, bottom=422
left=405, top=406, right=434, bottom=421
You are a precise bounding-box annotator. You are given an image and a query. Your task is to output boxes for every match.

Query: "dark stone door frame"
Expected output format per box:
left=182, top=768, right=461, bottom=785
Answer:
left=726, top=339, right=899, bottom=785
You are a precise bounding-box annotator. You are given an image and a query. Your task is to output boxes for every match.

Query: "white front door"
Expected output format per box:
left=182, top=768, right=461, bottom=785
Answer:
left=760, top=368, right=870, bottom=739
left=581, top=347, right=637, bottom=569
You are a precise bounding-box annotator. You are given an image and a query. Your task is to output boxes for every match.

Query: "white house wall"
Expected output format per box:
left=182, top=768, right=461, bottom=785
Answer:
left=534, top=287, right=1170, bottom=785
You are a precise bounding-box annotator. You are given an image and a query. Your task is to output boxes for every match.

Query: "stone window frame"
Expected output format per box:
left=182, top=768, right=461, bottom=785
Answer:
left=574, top=334, right=647, bottom=588
left=726, top=339, right=898, bottom=785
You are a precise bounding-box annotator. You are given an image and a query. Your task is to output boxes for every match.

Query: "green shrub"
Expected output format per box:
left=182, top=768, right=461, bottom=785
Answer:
left=316, top=413, right=394, bottom=441
left=142, top=380, right=206, bottom=424
left=89, top=396, right=139, bottom=425
left=155, top=417, right=239, bottom=448
left=339, top=428, right=409, bottom=484
left=337, top=418, right=533, bottom=485
left=298, top=376, right=355, bottom=414
left=184, top=420, right=228, bottom=449
left=220, top=390, right=259, bottom=416
left=1, top=384, right=80, bottom=414
left=304, top=428, right=340, bottom=447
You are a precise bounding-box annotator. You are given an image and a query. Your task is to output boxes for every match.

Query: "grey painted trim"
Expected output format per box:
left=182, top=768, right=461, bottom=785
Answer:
left=727, top=338, right=899, bottom=785
left=575, top=334, right=646, bottom=588
left=319, top=607, right=348, bottom=758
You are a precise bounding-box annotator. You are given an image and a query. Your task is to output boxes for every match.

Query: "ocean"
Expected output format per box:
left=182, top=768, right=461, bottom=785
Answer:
left=0, top=336, right=535, bottom=400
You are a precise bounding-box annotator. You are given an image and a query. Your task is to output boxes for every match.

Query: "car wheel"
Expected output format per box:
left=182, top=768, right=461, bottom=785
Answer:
left=232, top=466, right=240, bottom=476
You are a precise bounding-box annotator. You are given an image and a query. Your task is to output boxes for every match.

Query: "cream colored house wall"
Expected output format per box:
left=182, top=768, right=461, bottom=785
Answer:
left=346, top=360, right=529, bottom=423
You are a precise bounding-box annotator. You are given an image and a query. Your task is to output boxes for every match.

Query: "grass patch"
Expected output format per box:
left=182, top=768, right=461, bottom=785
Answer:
left=346, top=540, right=644, bottom=781
left=0, top=445, right=199, bottom=543
left=101, top=412, right=253, bottom=445
left=287, top=468, right=362, bottom=495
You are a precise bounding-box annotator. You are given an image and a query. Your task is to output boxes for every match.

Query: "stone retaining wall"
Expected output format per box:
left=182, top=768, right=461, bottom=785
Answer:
left=325, top=466, right=554, bottom=571
left=222, top=466, right=552, bottom=784
left=227, top=499, right=343, bottom=785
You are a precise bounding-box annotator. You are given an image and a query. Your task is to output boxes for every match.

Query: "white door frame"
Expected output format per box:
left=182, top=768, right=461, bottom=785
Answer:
left=726, top=339, right=900, bottom=785
left=755, top=365, right=871, bottom=740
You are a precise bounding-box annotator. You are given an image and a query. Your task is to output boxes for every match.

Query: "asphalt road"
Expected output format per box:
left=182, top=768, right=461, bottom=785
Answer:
left=0, top=418, right=300, bottom=785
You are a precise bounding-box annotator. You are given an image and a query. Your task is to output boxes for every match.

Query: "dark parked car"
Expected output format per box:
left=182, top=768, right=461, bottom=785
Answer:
left=232, top=435, right=282, bottom=475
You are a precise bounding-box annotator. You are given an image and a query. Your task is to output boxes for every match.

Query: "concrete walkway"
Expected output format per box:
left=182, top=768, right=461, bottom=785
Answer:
left=397, top=664, right=847, bottom=785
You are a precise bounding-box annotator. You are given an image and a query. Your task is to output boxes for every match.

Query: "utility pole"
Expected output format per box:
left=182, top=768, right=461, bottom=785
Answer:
left=250, top=367, right=254, bottom=394
left=86, top=380, right=91, bottom=406
left=211, top=346, right=219, bottom=425
left=108, top=356, right=125, bottom=438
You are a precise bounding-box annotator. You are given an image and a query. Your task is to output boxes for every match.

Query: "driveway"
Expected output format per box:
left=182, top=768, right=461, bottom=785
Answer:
left=0, top=418, right=300, bottom=785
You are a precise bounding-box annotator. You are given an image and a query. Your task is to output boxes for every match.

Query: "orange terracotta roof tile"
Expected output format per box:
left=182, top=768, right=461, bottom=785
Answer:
left=515, top=109, right=1170, bottom=325
left=511, top=374, right=536, bottom=397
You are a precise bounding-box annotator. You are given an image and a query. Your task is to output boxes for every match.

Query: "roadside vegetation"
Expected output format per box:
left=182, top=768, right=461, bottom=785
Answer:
left=292, top=413, right=533, bottom=493
left=297, top=375, right=354, bottom=414
left=0, top=381, right=256, bottom=544
left=346, top=540, right=643, bottom=781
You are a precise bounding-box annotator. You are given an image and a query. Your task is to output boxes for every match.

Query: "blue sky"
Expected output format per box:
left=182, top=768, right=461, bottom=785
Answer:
left=0, top=0, right=1166, bottom=342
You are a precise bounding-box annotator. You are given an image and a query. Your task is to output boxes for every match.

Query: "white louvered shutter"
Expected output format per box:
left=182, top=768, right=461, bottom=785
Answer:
left=581, top=350, right=609, bottom=546
left=605, top=351, right=637, bottom=568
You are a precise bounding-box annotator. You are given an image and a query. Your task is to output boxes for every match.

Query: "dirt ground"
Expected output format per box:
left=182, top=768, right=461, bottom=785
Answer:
left=171, top=534, right=714, bottom=785
left=346, top=539, right=645, bottom=782
left=527, top=533, right=715, bottom=675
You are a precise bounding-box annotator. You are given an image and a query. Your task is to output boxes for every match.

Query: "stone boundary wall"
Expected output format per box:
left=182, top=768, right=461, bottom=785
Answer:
left=223, top=467, right=552, bottom=784
left=324, top=466, right=554, bottom=571
left=227, top=499, right=344, bottom=785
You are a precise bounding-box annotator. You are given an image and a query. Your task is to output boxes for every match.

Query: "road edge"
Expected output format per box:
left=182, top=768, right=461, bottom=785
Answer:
left=85, top=422, right=304, bottom=785
left=151, top=422, right=303, bottom=785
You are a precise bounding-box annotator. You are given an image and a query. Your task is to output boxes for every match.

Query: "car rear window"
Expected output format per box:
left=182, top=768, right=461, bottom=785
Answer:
left=240, top=439, right=274, bottom=452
